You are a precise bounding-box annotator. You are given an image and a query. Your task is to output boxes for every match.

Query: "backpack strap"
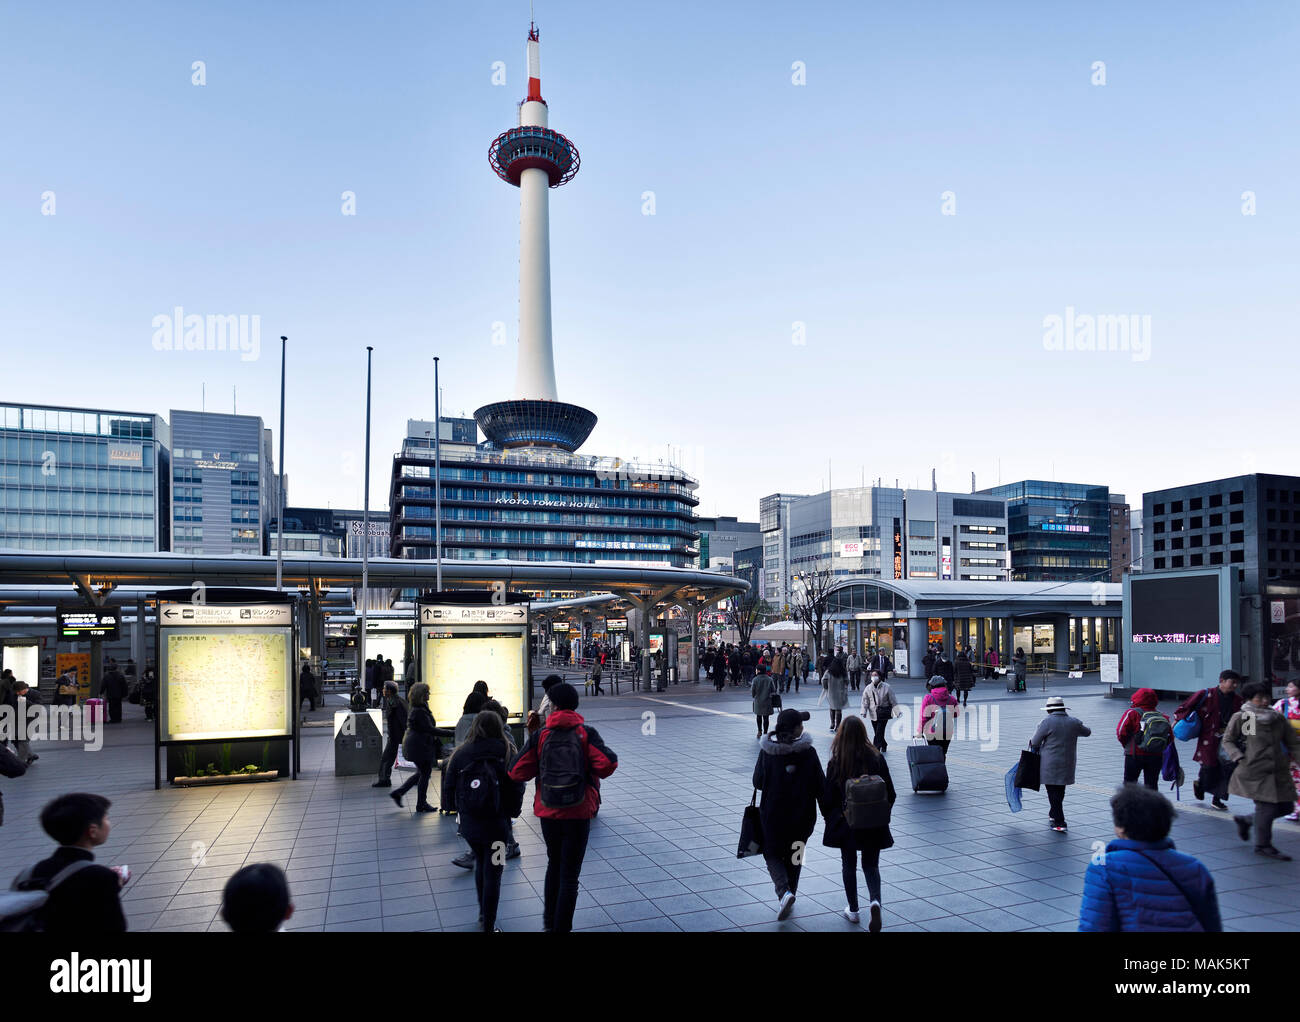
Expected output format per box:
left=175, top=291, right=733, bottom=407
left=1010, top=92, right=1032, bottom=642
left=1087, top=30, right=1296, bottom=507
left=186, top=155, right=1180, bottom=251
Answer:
left=46, top=860, right=96, bottom=890
left=10, top=865, right=36, bottom=891
left=1129, top=850, right=1211, bottom=932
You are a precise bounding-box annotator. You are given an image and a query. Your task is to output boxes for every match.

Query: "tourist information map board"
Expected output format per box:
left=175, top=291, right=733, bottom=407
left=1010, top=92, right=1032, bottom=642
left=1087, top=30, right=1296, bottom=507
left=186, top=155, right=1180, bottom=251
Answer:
left=417, top=599, right=530, bottom=727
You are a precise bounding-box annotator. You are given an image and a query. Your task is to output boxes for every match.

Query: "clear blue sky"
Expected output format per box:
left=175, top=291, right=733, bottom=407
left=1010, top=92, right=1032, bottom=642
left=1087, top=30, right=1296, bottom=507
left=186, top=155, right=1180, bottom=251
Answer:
left=2, top=0, right=1296, bottom=519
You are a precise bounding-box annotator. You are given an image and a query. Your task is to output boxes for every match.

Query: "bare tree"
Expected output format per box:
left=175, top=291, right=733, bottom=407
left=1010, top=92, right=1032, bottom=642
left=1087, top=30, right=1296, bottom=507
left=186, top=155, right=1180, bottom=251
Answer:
left=724, top=586, right=771, bottom=648
left=790, top=567, right=837, bottom=658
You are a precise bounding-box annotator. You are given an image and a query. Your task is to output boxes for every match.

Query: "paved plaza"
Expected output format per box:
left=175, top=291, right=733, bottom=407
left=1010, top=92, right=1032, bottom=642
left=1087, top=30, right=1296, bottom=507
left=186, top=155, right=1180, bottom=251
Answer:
left=2, top=677, right=1297, bottom=933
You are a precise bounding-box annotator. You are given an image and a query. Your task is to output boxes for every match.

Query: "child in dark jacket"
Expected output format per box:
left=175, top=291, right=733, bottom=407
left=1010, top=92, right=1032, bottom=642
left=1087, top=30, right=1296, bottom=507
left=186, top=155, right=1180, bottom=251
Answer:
left=1079, top=784, right=1221, bottom=932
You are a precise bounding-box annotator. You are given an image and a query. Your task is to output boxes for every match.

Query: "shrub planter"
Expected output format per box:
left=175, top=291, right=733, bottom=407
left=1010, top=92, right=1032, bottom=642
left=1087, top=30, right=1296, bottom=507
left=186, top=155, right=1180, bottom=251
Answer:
left=171, top=770, right=279, bottom=787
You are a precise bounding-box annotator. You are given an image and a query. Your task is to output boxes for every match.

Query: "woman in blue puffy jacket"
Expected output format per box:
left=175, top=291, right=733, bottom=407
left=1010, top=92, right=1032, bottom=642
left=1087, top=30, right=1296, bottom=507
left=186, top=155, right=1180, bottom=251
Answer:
left=1079, top=784, right=1221, bottom=932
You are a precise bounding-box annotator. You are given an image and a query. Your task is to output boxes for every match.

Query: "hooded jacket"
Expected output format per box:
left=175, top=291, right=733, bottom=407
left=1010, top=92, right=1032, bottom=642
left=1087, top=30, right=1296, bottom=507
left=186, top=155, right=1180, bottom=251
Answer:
left=1078, top=838, right=1221, bottom=932
left=508, top=709, right=618, bottom=819
left=919, top=686, right=959, bottom=740
left=1222, top=702, right=1300, bottom=804
left=751, top=731, right=831, bottom=842
left=441, top=735, right=526, bottom=844
left=1116, top=688, right=1168, bottom=756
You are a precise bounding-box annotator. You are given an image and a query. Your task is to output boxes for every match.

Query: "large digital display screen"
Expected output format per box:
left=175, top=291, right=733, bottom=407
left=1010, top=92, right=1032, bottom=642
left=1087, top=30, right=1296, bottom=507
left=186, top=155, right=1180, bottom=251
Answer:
left=161, top=628, right=293, bottom=741
left=1131, top=575, right=1221, bottom=644
left=421, top=630, right=527, bottom=727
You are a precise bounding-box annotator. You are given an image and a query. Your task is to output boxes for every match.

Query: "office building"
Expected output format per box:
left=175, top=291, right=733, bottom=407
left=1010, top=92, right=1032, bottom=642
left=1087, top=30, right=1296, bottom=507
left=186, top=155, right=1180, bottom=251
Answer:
left=979, top=480, right=1114, bottom=581
left=0, top=402, right=171, bottom=552
left=695, top=515, right=762, bottom=571
left=760, top=493, right=805, bottom=610
left=169, top=410, right=276, bottom=556
left=1109, top=494, right=1132, bottom=581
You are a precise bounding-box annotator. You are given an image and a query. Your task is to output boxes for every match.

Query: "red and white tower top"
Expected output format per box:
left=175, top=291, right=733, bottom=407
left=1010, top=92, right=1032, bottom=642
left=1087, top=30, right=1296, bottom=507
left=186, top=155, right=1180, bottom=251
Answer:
left=526, top=22, right=543, bottom=103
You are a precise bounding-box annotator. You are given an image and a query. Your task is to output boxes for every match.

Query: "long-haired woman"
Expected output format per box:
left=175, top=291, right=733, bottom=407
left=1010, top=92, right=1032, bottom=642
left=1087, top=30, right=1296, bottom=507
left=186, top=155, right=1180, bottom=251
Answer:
left=391, top=682, right=441, bottom=812
left=824, top=715, right=896, bottom=932
left=823, top=655, right=849, bottom=733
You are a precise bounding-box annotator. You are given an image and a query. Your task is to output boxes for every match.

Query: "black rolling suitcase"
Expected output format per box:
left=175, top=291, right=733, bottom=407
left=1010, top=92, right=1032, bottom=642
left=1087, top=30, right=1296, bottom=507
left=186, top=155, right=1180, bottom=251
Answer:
left=907, top=740, right=949, bottom=793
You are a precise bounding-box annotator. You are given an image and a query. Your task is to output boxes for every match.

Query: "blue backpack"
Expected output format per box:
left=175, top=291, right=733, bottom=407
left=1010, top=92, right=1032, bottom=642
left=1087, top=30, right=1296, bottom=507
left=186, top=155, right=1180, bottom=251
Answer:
left=1173, top=689, right=1211, bottom=742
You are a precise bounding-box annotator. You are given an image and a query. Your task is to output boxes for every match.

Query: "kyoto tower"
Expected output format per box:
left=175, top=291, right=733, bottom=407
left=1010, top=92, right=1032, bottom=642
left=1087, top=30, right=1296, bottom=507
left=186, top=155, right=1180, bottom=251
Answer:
left=474, top=21, right=597, bottom=453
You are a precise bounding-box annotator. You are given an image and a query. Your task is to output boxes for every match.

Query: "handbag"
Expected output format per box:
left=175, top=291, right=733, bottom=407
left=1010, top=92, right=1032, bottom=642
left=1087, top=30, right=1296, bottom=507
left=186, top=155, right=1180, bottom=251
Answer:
left=771, top=691, right=783, bottom=710
left=737, top=789, right=764, bottom=858
left=1015, top=748, right=1042, bottom=791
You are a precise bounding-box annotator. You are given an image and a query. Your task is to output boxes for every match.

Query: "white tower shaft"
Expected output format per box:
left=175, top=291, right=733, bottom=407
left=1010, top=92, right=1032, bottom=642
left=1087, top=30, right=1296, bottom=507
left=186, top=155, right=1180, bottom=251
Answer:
left=515, top=97, right=558, bottom=401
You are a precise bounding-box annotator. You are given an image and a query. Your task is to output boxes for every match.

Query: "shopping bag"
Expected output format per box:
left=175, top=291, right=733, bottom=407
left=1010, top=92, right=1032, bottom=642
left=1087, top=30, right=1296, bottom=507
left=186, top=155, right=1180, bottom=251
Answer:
left=1004, top=763, right=1024, bottom=813
left=737, top=789, right=764, bottom=858
left=1015, top=748, right=1041, bottom=791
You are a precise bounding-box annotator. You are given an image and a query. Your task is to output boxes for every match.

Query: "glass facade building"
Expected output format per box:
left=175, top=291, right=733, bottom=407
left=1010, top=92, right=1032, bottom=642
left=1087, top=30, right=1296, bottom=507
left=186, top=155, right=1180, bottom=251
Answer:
left=0, top=402, right=170, bottom=552
left=169, top=410, right=272, bottom=556
left=389, top=434, right=698, bottom=566
left=980, top=480, right=1113, bottom=581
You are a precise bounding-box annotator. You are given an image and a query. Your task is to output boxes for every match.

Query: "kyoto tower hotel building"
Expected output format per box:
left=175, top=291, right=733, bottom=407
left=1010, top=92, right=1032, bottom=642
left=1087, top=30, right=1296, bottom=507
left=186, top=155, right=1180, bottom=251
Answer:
left=389, top=22, right=699, bottom=567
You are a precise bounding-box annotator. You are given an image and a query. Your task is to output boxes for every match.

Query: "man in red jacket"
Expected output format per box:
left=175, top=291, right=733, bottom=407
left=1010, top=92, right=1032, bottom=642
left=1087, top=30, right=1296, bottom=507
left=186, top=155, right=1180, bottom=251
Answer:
left=508, top=683, right=618, bottom=933
left=1116, top=688, right=1170, bottom=790
left=1174, top=670, right=1242, bottom=811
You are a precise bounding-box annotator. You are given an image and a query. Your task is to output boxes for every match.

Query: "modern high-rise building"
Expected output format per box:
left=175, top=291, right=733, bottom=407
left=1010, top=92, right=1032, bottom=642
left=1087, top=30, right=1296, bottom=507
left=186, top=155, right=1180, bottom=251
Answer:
left=389, top=28, right=698, bottom=567
left=1109, top=494, right=1133, bottom=581
left=0, top=402, right=170, bottom=552
left=760, top=493, right=806, bottom=609
left=979, top=480, right=1113, bottom=581
left=780, top=486, right=1010, bottom=587
left=169, top=410, right=276, bottom=556
left=695, top=515, right=762, bottom=571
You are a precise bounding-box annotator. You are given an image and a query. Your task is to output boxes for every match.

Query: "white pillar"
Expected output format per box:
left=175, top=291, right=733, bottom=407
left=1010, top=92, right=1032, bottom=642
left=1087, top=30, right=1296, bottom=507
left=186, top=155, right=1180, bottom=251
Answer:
left=515, top=98, right=559, bottom=402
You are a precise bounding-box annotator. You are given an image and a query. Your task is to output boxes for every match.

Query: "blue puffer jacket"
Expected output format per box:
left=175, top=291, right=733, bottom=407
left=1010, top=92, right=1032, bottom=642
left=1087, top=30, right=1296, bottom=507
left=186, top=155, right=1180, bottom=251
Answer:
left=1078, top=838, right=1221, bottom=932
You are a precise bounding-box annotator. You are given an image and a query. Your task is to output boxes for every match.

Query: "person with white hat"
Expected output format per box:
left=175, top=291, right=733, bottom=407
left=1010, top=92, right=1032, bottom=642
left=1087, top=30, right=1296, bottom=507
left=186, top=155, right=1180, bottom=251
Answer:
left=1029, top=696, right=1092, bottom=832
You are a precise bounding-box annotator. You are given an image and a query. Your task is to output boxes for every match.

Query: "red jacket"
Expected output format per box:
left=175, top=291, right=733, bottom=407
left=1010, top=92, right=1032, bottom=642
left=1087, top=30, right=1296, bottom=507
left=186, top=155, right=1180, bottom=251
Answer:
left=508, top=709, right=618, bottom=819
left=1117, top=688, right=1168, bottom=756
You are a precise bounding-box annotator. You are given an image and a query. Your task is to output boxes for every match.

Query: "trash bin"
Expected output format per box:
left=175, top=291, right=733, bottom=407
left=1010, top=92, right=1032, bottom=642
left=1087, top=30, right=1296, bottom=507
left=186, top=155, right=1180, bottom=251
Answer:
left=85, top=698, right=104, bottom=723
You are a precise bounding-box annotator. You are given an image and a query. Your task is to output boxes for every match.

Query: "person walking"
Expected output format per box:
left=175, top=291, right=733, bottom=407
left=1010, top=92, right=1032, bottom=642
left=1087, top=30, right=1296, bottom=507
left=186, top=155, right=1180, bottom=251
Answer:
left=1116, top=688, right=1171, bottom=790
left=918, top=678, right=959, bottom=757
left=751, top=661, right=777, bottom=739
left=861, top=670, right=899, bottom=754
left=822, top=655, right=849, bottom=733
left=590, top=656, right=603, bottom=696
left=1030, top=696, right=1092, bottom=832
left=101, top=662, right=127, bottom=724
left=373, top=680, right=407, bottom=788
left=952, top=651, right=976, bottom=708
left=823, top=714, right=895, bottom=931
left=298, top=663, right=319, bottom=713
left=1273, top=681, right=1300, bottom=821
left=752, top=708, right=832, bottom=921
left=390, top=683, right=440, bottom=812
left=933, top=651, right=955, bottom=689
left=1078, top=784, right=1222, bottom=932
left=441, top=709, right=526, bottom=931
left=1174, top=670, right=1242, bottom=811
left=791, top=647, right=804, bottom=694
left=710, top=647, right=726, bottom=691
left=771, top=646, right=787, bottom=695
left=846, top=650, right=862, bottom=692
left=1223, top=681, right=1300, bottom=861
left=867, top=648, right=893, bottom=681
left=508, top=683, right=618, bottom=933
left=921, top=645, right=938, bottom=680
left=140, top=662, right=157, bottom=721
left=1009, top=647, right=1026, bottom=692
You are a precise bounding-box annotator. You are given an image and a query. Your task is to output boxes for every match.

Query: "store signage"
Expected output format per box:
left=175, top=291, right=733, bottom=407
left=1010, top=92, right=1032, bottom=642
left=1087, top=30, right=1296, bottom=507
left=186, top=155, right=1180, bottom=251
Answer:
left=552, top=622, right=570, bottom=632
left=57, top=607, right=120, bottom=640
left=196, top=459, right=239, bottom=470
left=419, top=604, right=527, bottom=625
left=108, top=442, right=142, bottom=464
left=839, top=541, right=862, bottom=557
left=941, top=537, right=952, bottom=580
left=1041, top=522, right=1090, bottom=533
left=494, top=496, right=601, bottom=509
left=605, top=618, right=628, bottom=631
left=892, top=519, right=902, bottom=580
left=576, top=540, right=671, bottom=551
left=159, top=603, right=292, bottom=627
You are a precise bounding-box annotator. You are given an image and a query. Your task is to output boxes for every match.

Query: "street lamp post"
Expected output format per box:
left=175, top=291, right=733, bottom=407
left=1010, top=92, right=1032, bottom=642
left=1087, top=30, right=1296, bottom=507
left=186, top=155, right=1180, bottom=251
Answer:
left=360, top=346, right=373, bottom=700
left=275, top=335, right=287, bottom=592
left=433, top=356, right=443, bottom=593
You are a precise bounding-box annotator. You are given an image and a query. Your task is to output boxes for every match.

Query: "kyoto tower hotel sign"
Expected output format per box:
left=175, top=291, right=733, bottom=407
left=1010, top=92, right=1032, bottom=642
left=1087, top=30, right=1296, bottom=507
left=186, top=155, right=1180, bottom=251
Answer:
left=475, top=22, right=597, bottom=453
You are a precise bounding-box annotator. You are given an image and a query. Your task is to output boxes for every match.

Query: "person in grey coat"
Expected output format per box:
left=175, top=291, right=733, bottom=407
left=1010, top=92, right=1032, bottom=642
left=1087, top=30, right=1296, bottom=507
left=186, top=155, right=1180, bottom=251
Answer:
left=1029, top=696, right=1092, bottom=832
left=823, top=657, right=849, bottom=733
left=1223, top=681, right=1300, bottom=860
left=751, top=662, right=776, bottom=738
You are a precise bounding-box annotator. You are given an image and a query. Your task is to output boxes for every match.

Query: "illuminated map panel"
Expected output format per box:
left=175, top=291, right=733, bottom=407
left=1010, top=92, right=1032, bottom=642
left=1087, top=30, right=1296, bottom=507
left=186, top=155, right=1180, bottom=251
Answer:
left=162, top=629, right=292, bottom=741
left=422, top=631, right=527, bottom=728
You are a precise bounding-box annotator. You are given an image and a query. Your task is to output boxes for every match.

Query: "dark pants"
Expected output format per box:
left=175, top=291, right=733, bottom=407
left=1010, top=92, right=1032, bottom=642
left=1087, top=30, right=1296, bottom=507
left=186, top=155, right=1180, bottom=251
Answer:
left=378, top=734, right=399, bottom=782
left=540, top=817, right=591, bottom=933
left=1123, top=754, right=1161, bottom=790
left=840, top=847, right=882, bottom=913
left=393, top=758, right=434, bottom=807
left=1253, top=800, right=1296, bottom=850
left=927, top=737, right=951, bottom=757
left=1046, top=783, right=1067, bottom=827
left=107, top=696, right=122, bottom=723
left=1198, top=756, right=1235, bottom=802
left=849, top=670, right=860, bottom=691
left=871, top=716, right=889, bottom=753
left=793, top=672, right=801, bottom=693
left=956, top=688, right=970, bottom=707
left=830, top=709, right=843, bottom=730
left=763, top=833, right=804, bottom=899
left=469, top=838, right=505, bottom=930
left=756, top=714, right=770, bottom=735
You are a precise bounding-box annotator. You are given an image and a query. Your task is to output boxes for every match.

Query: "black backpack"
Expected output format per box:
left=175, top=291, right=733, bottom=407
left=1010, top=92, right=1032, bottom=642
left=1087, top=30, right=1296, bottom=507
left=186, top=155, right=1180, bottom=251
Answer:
left=456, top=753, right=502, bottom=817
left=538, top=726, right=589, bottom=810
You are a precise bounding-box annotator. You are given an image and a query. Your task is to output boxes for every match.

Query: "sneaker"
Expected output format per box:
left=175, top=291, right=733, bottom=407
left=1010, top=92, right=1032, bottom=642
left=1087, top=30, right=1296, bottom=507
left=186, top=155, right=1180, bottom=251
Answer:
left=776, top=892, right=796, bottom=921
left=842, top=906, right=860, bottom=925
left=868, top=901, right=882, bottom=933
left=1192, top=778, right=1204, bottom=801
left=1210, top=799, right=1229, bottom=812
left=506, top=842, right=521, bottom=860
left=1255, top=846, right=1293, bottom=861
left=372, top=779, right=392, bottom=788
left=451, top=852, right=475, bottom=871
left=1051, top=825, right=1067, bottom=833
left=25, top=755, right=37, bottom=765
left=390, top=791, right=404, bottom=808
left=1234, top=815, right=1253, bottom=842
left=1287, top=813, right=1299, bottom=822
